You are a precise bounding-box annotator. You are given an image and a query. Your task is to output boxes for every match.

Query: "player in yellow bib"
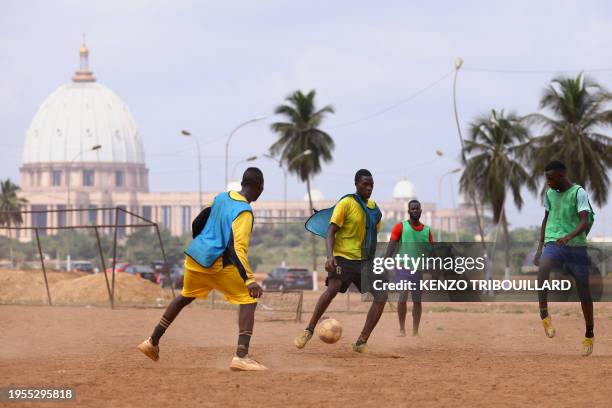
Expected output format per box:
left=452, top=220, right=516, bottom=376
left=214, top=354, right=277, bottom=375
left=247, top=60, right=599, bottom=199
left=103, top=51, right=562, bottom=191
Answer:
left=138, top=168, right=267, bottom=370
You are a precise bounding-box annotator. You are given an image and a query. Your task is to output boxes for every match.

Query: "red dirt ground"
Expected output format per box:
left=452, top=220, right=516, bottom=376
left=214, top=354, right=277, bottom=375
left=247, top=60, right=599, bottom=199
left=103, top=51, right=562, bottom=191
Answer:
left=2, top=303, right=612, bottom=407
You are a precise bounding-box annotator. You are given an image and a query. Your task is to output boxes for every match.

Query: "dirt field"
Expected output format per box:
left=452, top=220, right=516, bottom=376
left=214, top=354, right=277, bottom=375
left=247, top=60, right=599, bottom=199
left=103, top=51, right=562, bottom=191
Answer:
left=2, top=303, right=612, bottom=408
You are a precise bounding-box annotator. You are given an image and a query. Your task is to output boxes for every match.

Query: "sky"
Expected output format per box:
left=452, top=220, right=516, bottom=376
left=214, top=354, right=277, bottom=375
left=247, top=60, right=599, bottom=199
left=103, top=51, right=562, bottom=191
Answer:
left=1, top=0, right=610, bottom=237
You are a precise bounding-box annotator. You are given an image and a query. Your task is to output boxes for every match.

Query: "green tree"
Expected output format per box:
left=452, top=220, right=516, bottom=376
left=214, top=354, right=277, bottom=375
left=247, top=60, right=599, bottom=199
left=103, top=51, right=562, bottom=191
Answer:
left=526, top=74, right=612, bottom=205
left=0, top=179, right=28, bottom=231
left=460, top=110, right=536, bottom=278
left=122, top=228, right=188, bottom=266
left=270, top=89, right=335, bottom=271
left=0, top=179, right=27, bottom=263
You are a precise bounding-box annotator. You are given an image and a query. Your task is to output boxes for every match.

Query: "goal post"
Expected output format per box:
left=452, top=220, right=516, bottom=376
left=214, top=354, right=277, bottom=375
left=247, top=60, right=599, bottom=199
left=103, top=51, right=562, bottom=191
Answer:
left=257, top=289, right=303, bottom=323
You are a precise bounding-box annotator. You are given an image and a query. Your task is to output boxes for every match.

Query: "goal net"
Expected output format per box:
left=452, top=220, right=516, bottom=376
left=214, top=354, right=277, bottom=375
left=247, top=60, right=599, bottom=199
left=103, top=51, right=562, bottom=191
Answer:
left=257, top=290, right=304, bottom=322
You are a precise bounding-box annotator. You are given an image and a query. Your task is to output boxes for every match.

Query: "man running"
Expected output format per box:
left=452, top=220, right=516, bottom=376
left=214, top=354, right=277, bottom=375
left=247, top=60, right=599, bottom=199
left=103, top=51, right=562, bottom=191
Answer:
left=295, top=169, right=386, bottom=352
left=534, top=160, right=595, bottom=356
left=384, top=199, right=433, bottom=336
left=137, top=168, right=267, bottom=370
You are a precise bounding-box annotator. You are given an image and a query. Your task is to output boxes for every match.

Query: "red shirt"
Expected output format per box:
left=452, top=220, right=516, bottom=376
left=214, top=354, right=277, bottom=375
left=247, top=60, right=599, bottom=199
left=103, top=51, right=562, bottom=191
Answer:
left=390, top=221, right=433, bottom=243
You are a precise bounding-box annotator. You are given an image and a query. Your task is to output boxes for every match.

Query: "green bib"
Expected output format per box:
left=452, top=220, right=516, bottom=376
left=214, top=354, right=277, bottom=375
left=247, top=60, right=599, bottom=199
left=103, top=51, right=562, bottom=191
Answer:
left=544, top=184, right=593, bottom=246
left=399, top=221, right=431, bottom=259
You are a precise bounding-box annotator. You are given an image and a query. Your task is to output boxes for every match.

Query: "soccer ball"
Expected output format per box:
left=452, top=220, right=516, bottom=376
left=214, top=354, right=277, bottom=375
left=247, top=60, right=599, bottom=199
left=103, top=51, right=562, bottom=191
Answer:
left=317, top=318, right=342, bottom=344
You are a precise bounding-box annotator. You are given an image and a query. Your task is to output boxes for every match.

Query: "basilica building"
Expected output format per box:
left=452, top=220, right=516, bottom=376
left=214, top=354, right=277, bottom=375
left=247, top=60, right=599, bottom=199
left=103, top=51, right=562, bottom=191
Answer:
left=10, top=42, right=466, bottom=241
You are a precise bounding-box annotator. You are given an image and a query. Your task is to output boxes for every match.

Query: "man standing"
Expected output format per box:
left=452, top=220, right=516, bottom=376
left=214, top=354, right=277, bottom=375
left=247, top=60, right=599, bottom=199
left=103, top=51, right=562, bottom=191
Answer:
left=534, top=161, right=595, bottom=356
left=137, top=168, right=267, bottom=370
left=384, top=199, right=433, bottom=336
left=295, top=169, right=386, bottom=353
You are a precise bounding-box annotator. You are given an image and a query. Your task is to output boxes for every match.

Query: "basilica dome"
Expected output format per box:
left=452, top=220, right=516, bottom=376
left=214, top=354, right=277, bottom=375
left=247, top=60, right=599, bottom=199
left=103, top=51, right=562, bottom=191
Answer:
left=22, top=42, right=145, bottom=165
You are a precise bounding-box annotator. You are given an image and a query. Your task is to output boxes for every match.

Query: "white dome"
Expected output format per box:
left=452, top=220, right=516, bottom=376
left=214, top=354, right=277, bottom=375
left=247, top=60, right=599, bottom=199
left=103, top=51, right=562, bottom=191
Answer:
left=304, top=189, right=325, bottom=202
left=226, top=180, right=242, bottom=191
left=22, top=82, right=145, bottom=164
left=393, top=178, right=416, bottom=199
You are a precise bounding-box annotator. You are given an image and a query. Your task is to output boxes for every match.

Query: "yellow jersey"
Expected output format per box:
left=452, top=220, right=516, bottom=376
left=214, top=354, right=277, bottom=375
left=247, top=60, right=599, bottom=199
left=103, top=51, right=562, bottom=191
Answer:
left=330, top=196, right=381, bottom=260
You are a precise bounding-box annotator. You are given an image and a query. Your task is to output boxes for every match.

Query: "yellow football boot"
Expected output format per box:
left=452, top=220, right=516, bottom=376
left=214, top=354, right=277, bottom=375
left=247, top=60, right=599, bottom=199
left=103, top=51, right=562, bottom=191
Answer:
left=541, top=316, right=556, bottom=338
left=582, top=337, right=594, bottom=357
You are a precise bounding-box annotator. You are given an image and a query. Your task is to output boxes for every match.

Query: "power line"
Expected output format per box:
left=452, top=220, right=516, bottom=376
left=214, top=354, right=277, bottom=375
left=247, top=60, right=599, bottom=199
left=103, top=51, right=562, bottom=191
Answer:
left=327, top=69, right=454, bottom=129
left=463, top=67, right=612, bottom=75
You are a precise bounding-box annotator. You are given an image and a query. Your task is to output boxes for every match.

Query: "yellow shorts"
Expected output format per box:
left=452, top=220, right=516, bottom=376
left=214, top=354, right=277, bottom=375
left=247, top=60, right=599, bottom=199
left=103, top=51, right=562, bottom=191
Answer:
left=181, top=256, right=256, bottom=305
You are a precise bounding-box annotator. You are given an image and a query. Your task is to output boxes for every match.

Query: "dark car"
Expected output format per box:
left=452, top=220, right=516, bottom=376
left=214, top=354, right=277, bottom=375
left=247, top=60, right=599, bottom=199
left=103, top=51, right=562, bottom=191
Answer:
left=157, top=265, right=184, bottom=290
left=125, top=265, right=157, bottom=283
left=262, top=267, right=312, bottom=290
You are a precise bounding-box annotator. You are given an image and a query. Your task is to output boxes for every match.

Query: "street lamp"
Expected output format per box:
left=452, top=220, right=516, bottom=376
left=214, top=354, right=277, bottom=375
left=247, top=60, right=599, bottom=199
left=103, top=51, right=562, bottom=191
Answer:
left=452, top=57, right=486, bottom=245
left=437, top=168, right=461, bottom=242
left=67, top=144, right=102, bottom=210
left=263, top=149, right=312, bottom=265
left=65, top=143, right=100, bottom=272
left=230, top=155, right=258, bottom=185
left=181, top=130, right=203, bottom=210
left=225, top=116, right=267, bottom=191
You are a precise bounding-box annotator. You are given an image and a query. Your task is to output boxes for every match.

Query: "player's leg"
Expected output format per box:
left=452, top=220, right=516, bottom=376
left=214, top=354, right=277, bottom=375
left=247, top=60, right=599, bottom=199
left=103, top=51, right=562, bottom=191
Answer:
left=578, top=286, right=594, bottom=356
left=397, top=291, right=409, bottom=337
left=208, top=264, right=266, bottom=370
left=152, top=294, right=195, bottom=345
left=537, top=248, right=557, bottom=338
left=411, top=272, right=423, bottom=336
left=236, top=302, right=256, bottom=358
left=295, top=278, right=344, bottom=349
left=353, top=293, right=388, bottom=352
left=569, top=247, right=594, bottom=356
left=137, top=295, right=195, bottom=361
left=138, top=260, right=211, bottom=361
left=352, top=268, right=388, bottom=352
left=230, top=302, right=267, bottom=370
left=412, top=301, right=422, bottom=336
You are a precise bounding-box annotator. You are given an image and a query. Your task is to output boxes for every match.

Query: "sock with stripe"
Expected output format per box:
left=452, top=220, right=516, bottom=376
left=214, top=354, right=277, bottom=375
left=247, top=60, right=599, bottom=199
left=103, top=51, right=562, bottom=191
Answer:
left=236, top=330, right=252, bottom=358
left=151, top=315, right=173, bottom=346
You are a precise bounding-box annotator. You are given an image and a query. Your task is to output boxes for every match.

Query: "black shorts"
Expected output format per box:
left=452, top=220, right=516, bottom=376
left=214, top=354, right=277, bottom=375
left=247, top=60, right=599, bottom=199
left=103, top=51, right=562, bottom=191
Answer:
left=326, top=256, right=387, bottom=300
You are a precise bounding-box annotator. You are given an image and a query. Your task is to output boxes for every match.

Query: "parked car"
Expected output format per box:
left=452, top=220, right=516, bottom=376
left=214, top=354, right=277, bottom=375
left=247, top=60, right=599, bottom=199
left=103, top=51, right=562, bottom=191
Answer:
left=125, top=264, right=157, bottom=283
left=262, top=267, right=312, bottom=290
left=157, top=265, right=184, bottom=289
left=105, top=262, right=131, bottom=274
left=71, top=261, right=95, bottom=274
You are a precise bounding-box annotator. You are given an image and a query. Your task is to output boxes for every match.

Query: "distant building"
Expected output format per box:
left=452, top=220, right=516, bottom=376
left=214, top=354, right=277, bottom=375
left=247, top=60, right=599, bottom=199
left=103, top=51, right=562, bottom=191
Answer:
left=8, top=42, right=467, bottom=241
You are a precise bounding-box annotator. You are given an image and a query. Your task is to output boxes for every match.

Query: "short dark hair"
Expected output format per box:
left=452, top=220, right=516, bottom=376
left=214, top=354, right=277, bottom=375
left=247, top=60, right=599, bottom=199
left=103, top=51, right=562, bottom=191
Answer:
left=408, top=199, right=421, bottom=207
left=241, top=167, right=264, bottom=187
left=354, top=169, right=372, bottom=183
left=544, top=160, right=566, bottom=172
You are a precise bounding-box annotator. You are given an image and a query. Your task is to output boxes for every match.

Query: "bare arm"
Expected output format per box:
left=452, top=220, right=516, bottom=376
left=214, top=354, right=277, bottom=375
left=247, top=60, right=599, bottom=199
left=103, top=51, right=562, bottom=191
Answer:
left=534, top=211, right=548, bottom=266
left=325, top=223, right=340, bottom=273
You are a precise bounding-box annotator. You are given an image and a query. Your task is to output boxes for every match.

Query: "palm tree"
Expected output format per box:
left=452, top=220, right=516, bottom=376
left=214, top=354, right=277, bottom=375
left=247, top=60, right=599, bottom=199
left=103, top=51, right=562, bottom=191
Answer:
left=0, top=179, right=28, bottom=229
left=526, top=74, right=612, bottom=205
left=460, top=110, right=536, bottom=278
left=270, top=89, right=335, bottom=271
left=0, top=179, right=28, bottom=263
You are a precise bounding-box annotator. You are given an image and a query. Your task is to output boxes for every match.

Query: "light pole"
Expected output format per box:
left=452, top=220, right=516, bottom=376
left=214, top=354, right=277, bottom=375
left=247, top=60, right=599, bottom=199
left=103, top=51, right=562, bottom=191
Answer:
left=453, top=57, right=486, bottom=245
left=437, top=168, right=461, bottom=242
left=263, top=149, right=312, bottom=265
left=225, top=117, right=267, bottom=191
left=181, top=130, right=202, bottom=209
left=65, top=143, right=100, bottom=272
left=230, top=155, right=258, bottom=185
left=67, top=144, right=102, bottom=210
